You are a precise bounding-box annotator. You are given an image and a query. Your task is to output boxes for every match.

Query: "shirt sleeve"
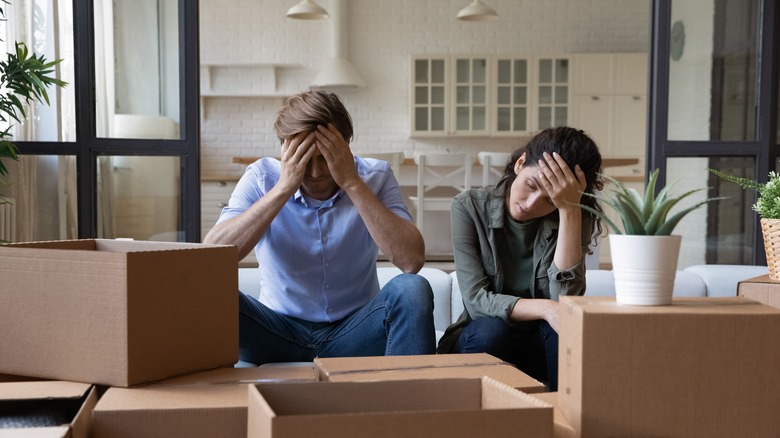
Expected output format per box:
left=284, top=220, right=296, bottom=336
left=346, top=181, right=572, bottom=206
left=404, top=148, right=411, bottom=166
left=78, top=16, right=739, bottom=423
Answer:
left=546, top=215, right=592, bottom=299
left=215, top=161, right=269, bottom=225
left=451, top=196, right=519, bottom=322
left=375, top=166, right=414, bottom=223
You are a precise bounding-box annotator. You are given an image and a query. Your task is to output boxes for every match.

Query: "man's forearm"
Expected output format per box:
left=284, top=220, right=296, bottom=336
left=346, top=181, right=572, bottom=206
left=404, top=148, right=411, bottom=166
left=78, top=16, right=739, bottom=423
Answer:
left=342, top=180, right=425, bottom=273
left=203, top=186, right=291, bottom=260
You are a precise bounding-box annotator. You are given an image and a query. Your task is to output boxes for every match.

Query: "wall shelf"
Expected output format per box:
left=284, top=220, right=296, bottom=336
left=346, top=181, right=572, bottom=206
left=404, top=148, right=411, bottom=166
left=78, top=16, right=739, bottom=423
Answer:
left=199, top=63, right=304, bottom=118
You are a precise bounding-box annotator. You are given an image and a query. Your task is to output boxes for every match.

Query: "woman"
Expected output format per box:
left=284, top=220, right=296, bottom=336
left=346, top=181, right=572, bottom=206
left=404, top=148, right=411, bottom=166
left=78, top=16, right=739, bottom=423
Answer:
left=437, top=127, right=603, bottom=391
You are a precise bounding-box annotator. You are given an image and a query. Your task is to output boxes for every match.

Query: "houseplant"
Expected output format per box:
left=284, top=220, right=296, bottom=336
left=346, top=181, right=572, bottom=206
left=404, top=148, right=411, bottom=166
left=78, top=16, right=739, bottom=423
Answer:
left=708, top=168, right=780, bottom=280
left=580, top=169, right=721, bottom=305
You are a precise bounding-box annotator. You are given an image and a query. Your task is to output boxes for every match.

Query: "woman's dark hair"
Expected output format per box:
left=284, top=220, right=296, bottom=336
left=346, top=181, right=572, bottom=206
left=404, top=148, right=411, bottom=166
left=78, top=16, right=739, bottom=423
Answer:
left=274, top=90, right=354, bottom=143
left=496, top=126, right=605, bottom=242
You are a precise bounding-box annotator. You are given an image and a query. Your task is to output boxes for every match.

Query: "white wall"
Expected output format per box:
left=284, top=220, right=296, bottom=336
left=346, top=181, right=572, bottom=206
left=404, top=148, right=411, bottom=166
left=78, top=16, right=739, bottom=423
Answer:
left=198, top=0, right=651, bottom=179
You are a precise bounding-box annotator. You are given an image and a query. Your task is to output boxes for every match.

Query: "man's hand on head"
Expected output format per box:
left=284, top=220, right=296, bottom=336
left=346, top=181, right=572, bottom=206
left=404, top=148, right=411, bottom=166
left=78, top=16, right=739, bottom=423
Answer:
left=315, top=123, right=360, bottom=190
left=278, top=131, right=317, bottom=194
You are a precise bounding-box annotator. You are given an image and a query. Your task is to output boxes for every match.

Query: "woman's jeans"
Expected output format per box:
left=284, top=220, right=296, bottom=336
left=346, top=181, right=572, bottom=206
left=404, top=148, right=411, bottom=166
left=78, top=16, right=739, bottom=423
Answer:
left=452, top=316, right=559, bottom=391
left=237, top=273, right=436, bottom=365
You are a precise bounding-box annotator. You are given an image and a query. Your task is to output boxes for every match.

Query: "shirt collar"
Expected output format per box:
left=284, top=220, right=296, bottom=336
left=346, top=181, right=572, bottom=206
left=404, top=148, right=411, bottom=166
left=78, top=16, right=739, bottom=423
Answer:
left=293, top=188, right=345, bottom=208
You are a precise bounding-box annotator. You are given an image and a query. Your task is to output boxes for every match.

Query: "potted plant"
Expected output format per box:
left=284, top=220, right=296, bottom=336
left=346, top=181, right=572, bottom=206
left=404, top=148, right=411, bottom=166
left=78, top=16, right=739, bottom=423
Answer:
left=579, top=169, right=720, bottom=305
left=708, top=168, right=780, bottom=280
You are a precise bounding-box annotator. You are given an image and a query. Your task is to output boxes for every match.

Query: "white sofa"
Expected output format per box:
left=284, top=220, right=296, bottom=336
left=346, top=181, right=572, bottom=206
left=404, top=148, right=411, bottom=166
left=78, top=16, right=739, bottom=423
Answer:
left=238, top=264, right=769, bottom=343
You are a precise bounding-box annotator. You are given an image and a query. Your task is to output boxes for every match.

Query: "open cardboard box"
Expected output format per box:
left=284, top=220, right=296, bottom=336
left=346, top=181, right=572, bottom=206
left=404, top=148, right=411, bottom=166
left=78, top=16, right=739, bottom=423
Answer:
left=314, top=353, right=545, bottom=393
left=559, top=296, right=780, bottom=436
left=247, top=377, right=553, bottom=438
left=0, top=381, right=97, bottom=438
left=0, top=239, right=238, bottom=387
left=92, top=365, right=317, bottom=438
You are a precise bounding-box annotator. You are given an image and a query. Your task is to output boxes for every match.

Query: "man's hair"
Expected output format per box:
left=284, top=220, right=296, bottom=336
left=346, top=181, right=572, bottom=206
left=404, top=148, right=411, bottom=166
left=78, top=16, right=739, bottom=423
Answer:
left=273, top=90, right=354, bottom=143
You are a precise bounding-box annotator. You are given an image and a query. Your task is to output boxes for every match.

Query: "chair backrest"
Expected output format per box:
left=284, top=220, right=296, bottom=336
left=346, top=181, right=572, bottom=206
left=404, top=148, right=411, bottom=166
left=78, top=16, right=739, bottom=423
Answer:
left=478, top=151, right=512, bottom=187
left=359, top=152, right=404, bottom=173
left=414, top=152, right=473, bottom=197
left=409, top=152, right=473, bottom=234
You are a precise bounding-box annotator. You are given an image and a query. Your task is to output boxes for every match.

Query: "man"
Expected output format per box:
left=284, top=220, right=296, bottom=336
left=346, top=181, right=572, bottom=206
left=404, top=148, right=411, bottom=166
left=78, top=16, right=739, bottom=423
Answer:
left=204, top=90, right=435, bottom=364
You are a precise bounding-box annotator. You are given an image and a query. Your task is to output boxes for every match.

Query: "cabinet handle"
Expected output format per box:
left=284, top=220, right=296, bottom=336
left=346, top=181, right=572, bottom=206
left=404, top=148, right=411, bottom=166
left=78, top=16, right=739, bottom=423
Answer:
left=633, top=96, right=642, bottom=101
left=591, top=96, right=600, bottom=101
left=217, top=202, right=228, bottom=208
left=217, top=181, right=227, bottom=187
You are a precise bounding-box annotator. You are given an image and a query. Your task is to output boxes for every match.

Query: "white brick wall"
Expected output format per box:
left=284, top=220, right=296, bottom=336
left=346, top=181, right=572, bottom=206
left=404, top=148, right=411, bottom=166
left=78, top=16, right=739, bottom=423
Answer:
left=199, top=0, right=650, bottom=179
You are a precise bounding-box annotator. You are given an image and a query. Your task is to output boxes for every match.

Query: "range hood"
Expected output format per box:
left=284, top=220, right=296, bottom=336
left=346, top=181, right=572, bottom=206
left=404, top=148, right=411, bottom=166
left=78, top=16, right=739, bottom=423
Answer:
left=310, top=0, right=366, bottom=88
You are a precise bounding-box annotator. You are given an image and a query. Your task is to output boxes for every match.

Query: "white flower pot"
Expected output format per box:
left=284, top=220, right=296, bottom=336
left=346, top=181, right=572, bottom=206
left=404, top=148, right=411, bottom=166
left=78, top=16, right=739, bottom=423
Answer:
left=609, top=234, right=682, bottom=306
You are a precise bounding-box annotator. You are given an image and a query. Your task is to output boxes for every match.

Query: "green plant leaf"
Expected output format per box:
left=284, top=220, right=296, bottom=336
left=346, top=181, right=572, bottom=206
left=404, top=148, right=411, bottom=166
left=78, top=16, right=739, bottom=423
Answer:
left=655, top=197, right=727, bottom=235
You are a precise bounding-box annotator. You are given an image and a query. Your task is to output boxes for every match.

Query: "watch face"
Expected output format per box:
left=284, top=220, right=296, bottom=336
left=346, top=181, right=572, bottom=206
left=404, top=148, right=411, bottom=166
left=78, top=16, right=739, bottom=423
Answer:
left=671, top=20, right=685, bottom=61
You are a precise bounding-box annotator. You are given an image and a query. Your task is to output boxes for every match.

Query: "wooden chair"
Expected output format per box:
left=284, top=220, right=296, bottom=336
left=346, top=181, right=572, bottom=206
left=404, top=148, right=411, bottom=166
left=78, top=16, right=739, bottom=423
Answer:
left=478, top=151, right=512, bottom=187
left=408, top=152, right=473, bottom=231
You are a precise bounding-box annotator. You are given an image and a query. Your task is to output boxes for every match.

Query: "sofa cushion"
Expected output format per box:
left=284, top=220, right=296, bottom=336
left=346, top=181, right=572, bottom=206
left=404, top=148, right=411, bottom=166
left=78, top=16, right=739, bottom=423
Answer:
left=449, top=272, right=465, bottom=323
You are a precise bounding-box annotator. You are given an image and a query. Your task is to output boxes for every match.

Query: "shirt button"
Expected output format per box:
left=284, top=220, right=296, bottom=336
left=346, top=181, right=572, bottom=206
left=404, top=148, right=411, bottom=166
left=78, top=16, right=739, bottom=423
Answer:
left=325, top=263, right=330, bottom=267
left=322, top=236, right=328, bottom=242
left=325, top=284, right=330, bottom=289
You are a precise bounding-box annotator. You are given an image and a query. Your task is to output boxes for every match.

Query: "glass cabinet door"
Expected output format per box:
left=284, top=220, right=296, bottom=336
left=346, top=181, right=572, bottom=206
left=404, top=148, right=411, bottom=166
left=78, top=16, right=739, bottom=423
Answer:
left=453, top=56, right=489, bottom=135
left=412, top=57, right=448, bottom=135
left=537, top=57, right=570, bottom=130
left=495, top=57, right=530, bottom=135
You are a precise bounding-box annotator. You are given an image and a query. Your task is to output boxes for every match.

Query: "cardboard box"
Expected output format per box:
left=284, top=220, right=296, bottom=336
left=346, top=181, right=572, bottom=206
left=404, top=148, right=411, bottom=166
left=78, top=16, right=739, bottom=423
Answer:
left=559, top=296, right=780, bottom=437
left=92, top=365, right=315, bottom=438
left=737, top=274, right=780, bottom=308
left=529, top=392, right=576, bottom=438
left=0, top=381, right=97, bottom=438
left=0, top=239, right=238, bottom=387
left=247, top=377, right=553, bottom=438
left=314, top=353, right=545, bottom=393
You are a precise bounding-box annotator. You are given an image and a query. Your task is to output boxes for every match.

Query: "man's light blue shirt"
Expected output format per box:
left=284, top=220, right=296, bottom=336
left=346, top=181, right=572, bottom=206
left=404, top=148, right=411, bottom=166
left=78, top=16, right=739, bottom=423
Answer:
left=217, top=156, right=413, bottom=322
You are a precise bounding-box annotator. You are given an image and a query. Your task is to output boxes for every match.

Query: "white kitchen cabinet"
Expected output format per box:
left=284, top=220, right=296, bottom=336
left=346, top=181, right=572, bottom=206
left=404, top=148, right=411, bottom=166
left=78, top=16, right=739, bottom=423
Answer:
left=493, top=56, right=531, bottom=136
left=453, top=56, right=491, bottom=135
left=411, top=54, right=556, bottom=137
left=411, top=57, right=449, bottom=136
left=536, top=56, right=571, bottom=131
left=572, top=53, right=648, bottom=177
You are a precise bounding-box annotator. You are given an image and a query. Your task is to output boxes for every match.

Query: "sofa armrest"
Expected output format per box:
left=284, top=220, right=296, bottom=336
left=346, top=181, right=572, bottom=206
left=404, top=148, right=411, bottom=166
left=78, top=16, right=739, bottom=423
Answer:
left=683, top=264, right=769, bottom=298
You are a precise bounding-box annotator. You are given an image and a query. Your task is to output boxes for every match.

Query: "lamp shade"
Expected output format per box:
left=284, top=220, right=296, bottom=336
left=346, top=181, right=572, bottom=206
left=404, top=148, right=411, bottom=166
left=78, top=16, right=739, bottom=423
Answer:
left=456, top=0, right=498, bottom=21
left=287, top=0, right=329, bottom=20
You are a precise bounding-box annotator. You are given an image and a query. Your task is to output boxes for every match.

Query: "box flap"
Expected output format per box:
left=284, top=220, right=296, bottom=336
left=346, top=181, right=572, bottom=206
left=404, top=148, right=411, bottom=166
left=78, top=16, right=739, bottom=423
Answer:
left=0, top=426, right=70, bottom=437
left=314, top=353, right=504, bottom=378
left=0, top=381, right=92, bottom=402
left=326, top=363, right=544, bottom=393
left=94, top=385, right=248, bottom=412
left=156, top=365, right=316, bottom=386
left=562, top=295, right=780, bottom=316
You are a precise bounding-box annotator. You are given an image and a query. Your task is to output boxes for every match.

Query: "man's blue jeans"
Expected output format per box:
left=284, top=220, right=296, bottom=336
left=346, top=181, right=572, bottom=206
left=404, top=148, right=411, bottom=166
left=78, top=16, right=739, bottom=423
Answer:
left=452, top=317, right=559, bottom=391
left=237, top=273, right=436, bottom=364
